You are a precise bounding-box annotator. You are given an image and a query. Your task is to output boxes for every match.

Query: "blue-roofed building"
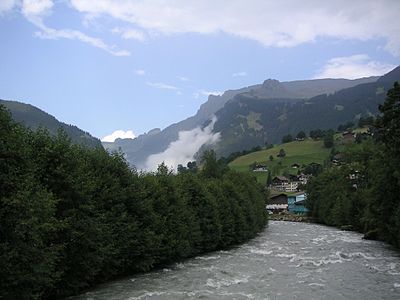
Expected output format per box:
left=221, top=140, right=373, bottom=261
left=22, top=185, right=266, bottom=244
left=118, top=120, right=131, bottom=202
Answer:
left=287, top=192, right=309, bottom=214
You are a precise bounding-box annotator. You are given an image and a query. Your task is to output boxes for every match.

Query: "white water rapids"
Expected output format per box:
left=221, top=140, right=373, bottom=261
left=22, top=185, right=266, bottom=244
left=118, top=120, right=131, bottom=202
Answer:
left=70, top=221, right=400, bottom=299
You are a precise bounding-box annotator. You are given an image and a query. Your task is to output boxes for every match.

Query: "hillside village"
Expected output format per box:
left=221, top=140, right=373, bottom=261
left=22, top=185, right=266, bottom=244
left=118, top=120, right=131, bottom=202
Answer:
left=229, top=123, right=375, bottom=217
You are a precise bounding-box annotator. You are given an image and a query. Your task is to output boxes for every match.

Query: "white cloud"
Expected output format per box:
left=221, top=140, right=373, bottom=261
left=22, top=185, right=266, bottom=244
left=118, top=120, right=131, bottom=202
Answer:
left=32, top=23, right=131, bottom=56
left=232, top=71, right=247, bottom=77
left=102, top=130, right=136, bottom=142
left=20, top=0, right=130, bottom=56
left=0, top=0, right=17, bottom=14
left=70, top=0, right=400, bottom=56
left=314, top=54, right=396, bottom=79
left=112, top=27, right=146, bottom=41
left=193, top=89, right=223, bottom=99
left=134, top=69, right=146, bottom=75
left=147, top=81, right=179, bottom=90
left=145, top=117, right=220, bottom=171
left=22, top=0, right=53, bottom=17
left=178, top=76, right=190, bottom=82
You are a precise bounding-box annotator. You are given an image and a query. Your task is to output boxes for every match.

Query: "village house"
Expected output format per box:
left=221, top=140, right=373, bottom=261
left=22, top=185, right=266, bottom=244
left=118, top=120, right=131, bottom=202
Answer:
left=271, top=176, right=298, bottom=192
left=297, top=173, right=311, bottom=185
left=252, top=164, right=268, bottom=172
left=266, top=193, right=288, bottom=212
left=349, top=170, right=360, bottom=180
left=332, top=153, right=344, bottom=166
left=342, top=131, right=355, bottom=144
left=287, top=192, right=309, bottom=214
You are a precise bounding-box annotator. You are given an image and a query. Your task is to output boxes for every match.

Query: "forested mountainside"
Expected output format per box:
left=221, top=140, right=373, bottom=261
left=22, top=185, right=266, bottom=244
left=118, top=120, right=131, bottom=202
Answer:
left=212, top=66, right=400, bottom=157
left=0, top=99, right=102, bottom=148
left=104, top=76, right=378, bottom=167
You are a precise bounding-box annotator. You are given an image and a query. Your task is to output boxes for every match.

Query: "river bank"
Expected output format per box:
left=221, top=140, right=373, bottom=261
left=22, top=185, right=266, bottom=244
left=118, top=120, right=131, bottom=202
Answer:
left=268, top=212, right=311, bottom=222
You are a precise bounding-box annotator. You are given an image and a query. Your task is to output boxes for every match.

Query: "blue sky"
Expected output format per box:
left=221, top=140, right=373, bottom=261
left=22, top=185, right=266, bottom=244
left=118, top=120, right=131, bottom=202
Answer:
left=1, top=0, right=399, bottom=141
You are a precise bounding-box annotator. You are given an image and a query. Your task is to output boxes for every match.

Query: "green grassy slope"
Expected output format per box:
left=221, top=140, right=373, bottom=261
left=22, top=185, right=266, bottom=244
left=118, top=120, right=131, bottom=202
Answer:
left=229, top=139, right=330, bottom=183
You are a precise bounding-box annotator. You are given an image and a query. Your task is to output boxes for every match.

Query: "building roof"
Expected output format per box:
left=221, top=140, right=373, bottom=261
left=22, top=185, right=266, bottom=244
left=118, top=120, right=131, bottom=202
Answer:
left=269, top=193, right=288, bottom=205
left=273, top=176, right=288, bottom=182
left=288, top=191, right=305, bottom=197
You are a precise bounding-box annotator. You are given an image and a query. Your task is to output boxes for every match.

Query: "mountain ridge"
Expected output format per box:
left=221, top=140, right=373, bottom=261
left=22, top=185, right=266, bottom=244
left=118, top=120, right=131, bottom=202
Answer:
left=212, top=66, right=400, bottom=157
left=0, top=99, right=102, bottom=148
left=104, top=75, right=380, bottom=168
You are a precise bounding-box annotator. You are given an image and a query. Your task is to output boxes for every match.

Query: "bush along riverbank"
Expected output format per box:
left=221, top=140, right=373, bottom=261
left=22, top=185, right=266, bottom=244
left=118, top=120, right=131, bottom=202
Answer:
left=0, top=105, right=268, bottom=299
left=268, top=212, right=311, bottom=222
left=306, top=82, right=400, bottom=248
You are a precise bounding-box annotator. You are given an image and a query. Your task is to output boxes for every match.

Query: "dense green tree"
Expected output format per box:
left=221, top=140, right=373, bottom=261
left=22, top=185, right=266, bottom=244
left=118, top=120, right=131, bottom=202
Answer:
left=177, top=164, right=187, bottom=173
left=266, top=171, right=272, bottom=186
left=337, top=121, right=354, bottom=132
left=310, top=129, right=323, bottom=139
left=358, top=116, right=375, bottom=127
left=201, top=150, right=222, bottom=178
left=277, top=148, right=286, bottom=158
left=376, top=82, right=400, bottom=156
left=304, top=162, right=323, bottom=176
left=323, top=131, right=334, bottom=148
left=0, top=104, right=268, bottom=299
left=282, top=134, right=293, bottom=143
left=186, top=161, right=198, bottom=173
left=296, top=131, right=306, bottom=139
left=0, top=108, right=61, bottom=299
left=306, top=82, right=400, bottom=248
left=372, top=82, right=400, bottom=246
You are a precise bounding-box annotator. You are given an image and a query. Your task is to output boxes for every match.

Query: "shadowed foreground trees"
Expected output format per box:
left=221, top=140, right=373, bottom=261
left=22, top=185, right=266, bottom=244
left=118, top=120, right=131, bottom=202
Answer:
left=0, top=106, right=268, bottom=299
left=306, top=82, right=400, bottom=248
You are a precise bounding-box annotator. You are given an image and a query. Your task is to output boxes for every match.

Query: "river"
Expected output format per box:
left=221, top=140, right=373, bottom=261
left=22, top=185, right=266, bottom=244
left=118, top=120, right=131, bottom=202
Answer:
left=70, top=221, right=400, bottom=300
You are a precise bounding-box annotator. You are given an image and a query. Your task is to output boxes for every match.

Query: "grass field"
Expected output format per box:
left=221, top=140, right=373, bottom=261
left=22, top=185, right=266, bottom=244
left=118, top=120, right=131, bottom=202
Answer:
left=229, top=139, right=331, bottom=183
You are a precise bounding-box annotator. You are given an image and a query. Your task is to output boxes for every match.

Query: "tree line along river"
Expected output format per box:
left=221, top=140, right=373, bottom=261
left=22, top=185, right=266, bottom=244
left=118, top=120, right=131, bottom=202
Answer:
left=70, top=221, right=400, bottom=300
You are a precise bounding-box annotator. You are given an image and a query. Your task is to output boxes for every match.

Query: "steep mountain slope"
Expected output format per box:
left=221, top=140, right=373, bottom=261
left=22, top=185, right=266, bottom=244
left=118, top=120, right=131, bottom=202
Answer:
left=212, top=67, right=400, bottom=157
left=197, top=77, right=378, bottom=120
left=0, top=100, right=102, bottom=148
left=105, top=76, right=378, bottom=168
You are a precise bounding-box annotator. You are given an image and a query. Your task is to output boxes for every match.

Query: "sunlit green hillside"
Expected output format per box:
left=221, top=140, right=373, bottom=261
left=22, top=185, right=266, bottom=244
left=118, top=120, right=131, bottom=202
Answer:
left=229, top=139, right=331, bottom=183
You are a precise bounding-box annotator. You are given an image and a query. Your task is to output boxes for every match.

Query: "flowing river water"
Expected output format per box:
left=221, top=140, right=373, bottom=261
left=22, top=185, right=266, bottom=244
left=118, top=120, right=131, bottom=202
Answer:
left=71, top=221, right=400, bottom=300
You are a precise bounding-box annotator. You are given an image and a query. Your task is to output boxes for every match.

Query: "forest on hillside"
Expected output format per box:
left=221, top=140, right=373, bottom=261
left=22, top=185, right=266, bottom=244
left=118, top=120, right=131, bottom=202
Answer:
left=0, top=105, right=268, bottom=299
left=0, top=100, right=102, bottom=148
left=213, top=72, right=398, bottom=157
left=306, top=82, right=400, bottom=248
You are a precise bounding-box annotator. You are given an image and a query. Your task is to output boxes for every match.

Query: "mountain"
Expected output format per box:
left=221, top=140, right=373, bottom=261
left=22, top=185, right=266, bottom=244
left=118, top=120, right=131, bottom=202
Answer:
left=105, top=76, right=378, bottom=168
left=197, top=76, right=379, bottom=120
left=0, top=100, right=102, bottom=148
left=212, top=66, right=400, bottom=157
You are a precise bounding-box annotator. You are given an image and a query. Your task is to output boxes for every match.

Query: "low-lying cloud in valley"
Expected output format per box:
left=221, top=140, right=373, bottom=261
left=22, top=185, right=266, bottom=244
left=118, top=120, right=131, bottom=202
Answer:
left=145, top=118, right=220, bottom=171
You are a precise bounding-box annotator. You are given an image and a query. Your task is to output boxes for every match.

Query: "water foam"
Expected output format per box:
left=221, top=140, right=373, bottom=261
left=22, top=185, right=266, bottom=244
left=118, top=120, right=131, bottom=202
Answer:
left=250, top=249, right=273, bottom=255
left=309, top=283, right=325, bottom=287
left=205, top=276, right=249, bottom=289
left=128, top=291, right=166, bottom=300
left=196, top=255, right=221, bottom=261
